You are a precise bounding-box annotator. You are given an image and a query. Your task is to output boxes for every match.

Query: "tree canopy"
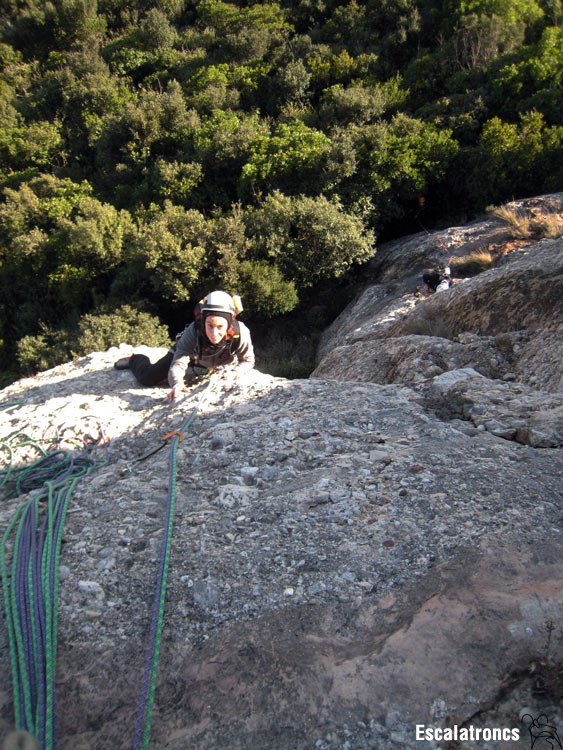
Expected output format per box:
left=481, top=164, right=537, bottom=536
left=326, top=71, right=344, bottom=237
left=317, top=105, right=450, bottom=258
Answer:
left=0, top=0, right=561, bottom=380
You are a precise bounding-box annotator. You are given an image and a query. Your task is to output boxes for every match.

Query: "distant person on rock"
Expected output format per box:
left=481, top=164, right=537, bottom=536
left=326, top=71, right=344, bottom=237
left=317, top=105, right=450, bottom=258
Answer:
left=114, top=291, right=255, bottom=402
left=421, top=266, right=451, bottom=296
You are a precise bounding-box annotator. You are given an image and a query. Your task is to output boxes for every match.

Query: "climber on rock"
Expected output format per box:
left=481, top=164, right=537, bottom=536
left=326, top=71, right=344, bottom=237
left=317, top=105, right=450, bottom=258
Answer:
left=114, top=290, right=255, bottom=401
left=420, top=266, right=451, bottom=296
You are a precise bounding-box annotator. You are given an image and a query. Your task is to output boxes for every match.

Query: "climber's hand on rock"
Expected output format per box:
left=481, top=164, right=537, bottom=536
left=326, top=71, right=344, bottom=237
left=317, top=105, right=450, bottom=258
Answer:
left=166, top=386, right=185, bottom=403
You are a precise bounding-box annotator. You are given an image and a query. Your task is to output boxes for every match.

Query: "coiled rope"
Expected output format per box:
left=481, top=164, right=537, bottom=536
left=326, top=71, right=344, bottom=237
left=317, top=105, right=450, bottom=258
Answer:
left=0, top=433, right=47, bottom=494
left=132, top=376, right=217, bottom=750
left=1, top=430, right=107, bottom=749
left=2, top=372, right=218, bottom=750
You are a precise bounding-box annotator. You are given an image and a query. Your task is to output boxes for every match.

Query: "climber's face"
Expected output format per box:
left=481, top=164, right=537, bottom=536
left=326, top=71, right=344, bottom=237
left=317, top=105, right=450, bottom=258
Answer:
left=205, top=315, right=229, bottom=344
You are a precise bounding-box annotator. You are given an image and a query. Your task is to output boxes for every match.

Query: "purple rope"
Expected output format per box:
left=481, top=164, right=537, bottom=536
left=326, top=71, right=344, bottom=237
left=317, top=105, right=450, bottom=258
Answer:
left=50, top=487, right=67, bottom=597
left=16, top=506, right=35, bottom=721
left=6, top=446, right=101, bottom=748
left=12, top=513, right=27, bottom=724
left=48, top=487, right=67, bottom=750
left=35, top=513, right=49, bottom=746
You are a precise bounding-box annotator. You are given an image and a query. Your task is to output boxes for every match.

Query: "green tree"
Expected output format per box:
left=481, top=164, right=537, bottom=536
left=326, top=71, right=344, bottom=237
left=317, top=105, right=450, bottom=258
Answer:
left=133, top=202, right=208, bottom=303
left=137, top=8, right=178, bottom=51
left=33, top=47, right=133, bottom=165
left=151, top=158, right=203, bottom=204
left=94, top=81, right=198, bottom=203
left=195, top=0, right=291, bottom=62
left=306, top=48, right=377, bottom=89
left=273, top=59, right=312, bottom=105
left=440, top=0, right=545, bottom=71
left=464, top=111, right=563, bottom=205
left=489, top=27, right=563, bottom=121
left=0, top=175, right=92, bottom=241
left=341, top=114, right=460, bottom=224
left=241, top=120, right=331, bottom=194
left=200, top=207, right=249, bottom=292
left=16, top=327, right=71, bottom=375
left=245, top=191, right=375, bottom=287
left=50, top=0, right=107, bottom=47
left=191, top=109, right=267, bottom=204
left=318, top=76, right=407, bottom=126
left=193, top=110, right=267, bottom=161
left=50, top=197, right=131, bottom=306
left=0, top=175, right=132, bottom=338
left=0, top=120, right=63, bottom=174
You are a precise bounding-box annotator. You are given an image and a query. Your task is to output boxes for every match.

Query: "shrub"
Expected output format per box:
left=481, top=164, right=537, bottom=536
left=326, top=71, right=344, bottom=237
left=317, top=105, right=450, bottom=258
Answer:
left=94, top=83, right=196, bottom=181
left=193, top=110, right=267, bottom=168
left=490, top=27, right=563, bottom=121
left=16, top=327, right=70, bottom=374
left=138, top=9, right=178, bottom=51
left=275, top=59, right=311, bottom=103
left=73, top=305, right=170, bottom=355
left=488, top=205, right=563, bottom=239
left=450, top=250, right=494, bottom=276
left=318, top=77, right=407, bottom=126
left=346, top=114, right=460, bottom=224
left=195, top=0, right=291, bottom=62
left=152, top=159, right=203, bottom=204
left=238, top=260, right=299, bottom=315
left=133, top=202, right=208, bottom=303
left=448, top=14, right=525, bottom=72
left=0, top=120, right=63, bottom=171
left=254, top=331, right=318, bottom=378
left=465, top=112, right=563, bottom=207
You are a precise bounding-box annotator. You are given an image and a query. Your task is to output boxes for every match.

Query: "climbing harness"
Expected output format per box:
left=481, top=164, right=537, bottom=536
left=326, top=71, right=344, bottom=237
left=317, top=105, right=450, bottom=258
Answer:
left=132, top=375, right=218, bottom=750
left=0, top=426, right=108, bottom=750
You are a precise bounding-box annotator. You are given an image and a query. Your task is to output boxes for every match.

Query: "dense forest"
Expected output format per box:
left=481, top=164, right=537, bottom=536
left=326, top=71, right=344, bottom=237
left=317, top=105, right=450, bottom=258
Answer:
left=0, top=0, right=561, bottom=383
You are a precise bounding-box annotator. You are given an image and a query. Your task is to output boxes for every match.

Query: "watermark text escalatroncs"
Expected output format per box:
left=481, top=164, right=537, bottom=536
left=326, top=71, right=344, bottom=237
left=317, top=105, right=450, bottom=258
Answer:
left=417, top=713, right=561, bottom=748
left=416, top=725, right=520, bottom=743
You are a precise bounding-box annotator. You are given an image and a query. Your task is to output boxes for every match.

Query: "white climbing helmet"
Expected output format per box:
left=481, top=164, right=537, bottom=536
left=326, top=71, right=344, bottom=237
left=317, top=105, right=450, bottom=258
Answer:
left=200, top=291, right=243, bottom=317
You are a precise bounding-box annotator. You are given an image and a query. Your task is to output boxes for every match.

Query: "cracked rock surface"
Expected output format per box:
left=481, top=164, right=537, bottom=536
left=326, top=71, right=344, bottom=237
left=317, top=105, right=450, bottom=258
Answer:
left=1, top=347, right=561, bottom=749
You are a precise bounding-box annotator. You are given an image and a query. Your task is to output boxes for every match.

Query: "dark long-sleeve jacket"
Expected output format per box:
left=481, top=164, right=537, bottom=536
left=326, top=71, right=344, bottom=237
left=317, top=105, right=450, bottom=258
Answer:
left=168, top=321, right=254, bottom=389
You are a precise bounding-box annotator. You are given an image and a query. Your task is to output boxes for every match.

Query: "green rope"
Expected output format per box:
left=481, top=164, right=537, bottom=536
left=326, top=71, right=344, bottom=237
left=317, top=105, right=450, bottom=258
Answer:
left=0, top=400, right=25, bottom=413
left=0, top=436, right=104, bottom=749
left=1, top=433, right=48, bottom=495
left=1, top=503, right=27, bottom=728
left=140, top=435, right=179, bottom=750
left=133, top=378, right=217, bottom=750
left=11, top=504, right=34, bottom=729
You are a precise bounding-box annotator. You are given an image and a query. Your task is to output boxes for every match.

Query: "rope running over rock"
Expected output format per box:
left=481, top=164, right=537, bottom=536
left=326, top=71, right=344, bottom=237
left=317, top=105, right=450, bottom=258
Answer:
left=132, top=376, right=218, bottom=750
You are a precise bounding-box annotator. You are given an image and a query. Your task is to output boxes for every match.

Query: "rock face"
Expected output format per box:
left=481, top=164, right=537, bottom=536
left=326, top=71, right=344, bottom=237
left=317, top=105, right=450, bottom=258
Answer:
left=1, top=197, right=562, bottom=750
left=314, top=194, right=563, bottom=395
